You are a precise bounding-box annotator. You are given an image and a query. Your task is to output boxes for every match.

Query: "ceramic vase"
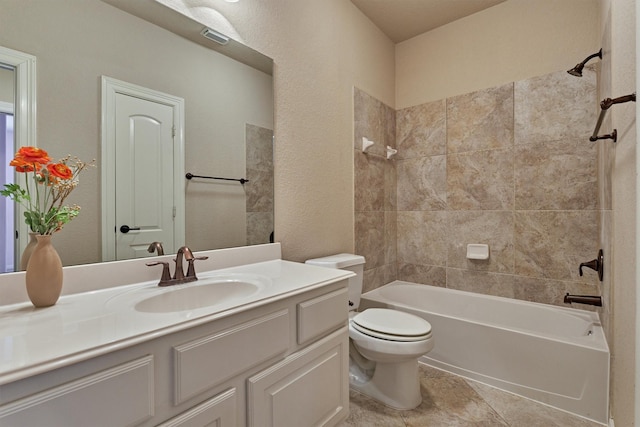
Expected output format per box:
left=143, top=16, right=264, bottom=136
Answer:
left=20, top=232, right=39, bottom=271
left=25, top=234, right=63, bottom=308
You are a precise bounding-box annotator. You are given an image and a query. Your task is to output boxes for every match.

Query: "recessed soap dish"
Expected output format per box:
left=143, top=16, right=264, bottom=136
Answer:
left=467, top=244, right=489, bottom=260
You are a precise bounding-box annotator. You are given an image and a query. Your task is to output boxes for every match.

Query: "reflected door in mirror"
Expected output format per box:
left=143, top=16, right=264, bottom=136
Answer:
left=114, top=93, right=177, bottom=260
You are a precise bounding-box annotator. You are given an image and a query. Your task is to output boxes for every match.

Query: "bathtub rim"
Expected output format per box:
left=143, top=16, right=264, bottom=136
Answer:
left=361, top=281, right=609, bottom=353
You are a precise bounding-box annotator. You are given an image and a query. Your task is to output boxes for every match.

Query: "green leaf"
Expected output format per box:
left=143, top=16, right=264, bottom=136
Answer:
left=1, top=183, right=29, bottom=202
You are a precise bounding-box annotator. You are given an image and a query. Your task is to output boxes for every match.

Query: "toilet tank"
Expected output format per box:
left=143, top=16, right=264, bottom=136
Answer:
left=305, top=253, right=365, bottom=310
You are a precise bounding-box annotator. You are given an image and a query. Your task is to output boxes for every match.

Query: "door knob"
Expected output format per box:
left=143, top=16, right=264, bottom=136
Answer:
left=120, top=225, right=141, bottom=233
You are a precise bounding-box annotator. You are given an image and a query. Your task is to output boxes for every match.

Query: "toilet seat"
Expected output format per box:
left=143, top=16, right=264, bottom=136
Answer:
left=352, top=308, right=432, bottom=342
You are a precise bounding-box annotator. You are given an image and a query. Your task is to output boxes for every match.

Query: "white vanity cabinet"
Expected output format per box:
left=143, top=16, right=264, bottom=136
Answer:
left=0, top=279, right=349, bottom=427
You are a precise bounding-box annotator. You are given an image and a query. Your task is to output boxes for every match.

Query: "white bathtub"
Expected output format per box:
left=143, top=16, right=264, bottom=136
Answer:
left=359, top=281, right=610, bottom=425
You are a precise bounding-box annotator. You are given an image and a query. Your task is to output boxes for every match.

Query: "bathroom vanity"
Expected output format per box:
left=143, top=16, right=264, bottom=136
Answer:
left=0, top=244, right=351, bottom=426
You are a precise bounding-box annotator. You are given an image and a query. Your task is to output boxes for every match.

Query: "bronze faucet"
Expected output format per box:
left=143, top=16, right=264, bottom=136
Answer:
left=174, top=246, right=194, bottom=281
left=146, top=246, right=208, bottom=286
left=147, top=241, right=165, bottom=256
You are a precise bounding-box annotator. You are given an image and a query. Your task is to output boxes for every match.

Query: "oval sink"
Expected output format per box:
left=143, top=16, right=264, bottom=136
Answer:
left=135, top=274, right=270, bottom=313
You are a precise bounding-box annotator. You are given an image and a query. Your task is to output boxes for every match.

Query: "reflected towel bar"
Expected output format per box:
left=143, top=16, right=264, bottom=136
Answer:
left=590, top=92, right=636, bottom=142
left=185, top=172, right=249, bottom=184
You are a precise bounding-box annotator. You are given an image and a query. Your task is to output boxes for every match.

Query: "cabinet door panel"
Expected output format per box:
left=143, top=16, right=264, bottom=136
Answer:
left=0, top=356, right=154, bottom=427
left=248, top=328, right=349, bottom=427
left=174, top=309, right=289, bottom=404
left=158, top=388, right=236, bottom=427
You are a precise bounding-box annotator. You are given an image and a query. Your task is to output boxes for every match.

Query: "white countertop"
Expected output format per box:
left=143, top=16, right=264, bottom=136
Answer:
left=0, top=259, right=352, bottom=386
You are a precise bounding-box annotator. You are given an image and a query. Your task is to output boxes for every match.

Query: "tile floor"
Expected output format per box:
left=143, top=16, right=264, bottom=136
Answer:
left=338, top=364, right=603, bottom=427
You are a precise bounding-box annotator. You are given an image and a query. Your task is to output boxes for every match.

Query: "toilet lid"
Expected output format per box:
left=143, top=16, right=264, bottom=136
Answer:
left=352, top=308, right=432, bottom=342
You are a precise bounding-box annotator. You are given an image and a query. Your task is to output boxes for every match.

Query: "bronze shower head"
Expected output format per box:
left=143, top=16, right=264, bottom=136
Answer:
left=567, top=49, right=602, bottom=77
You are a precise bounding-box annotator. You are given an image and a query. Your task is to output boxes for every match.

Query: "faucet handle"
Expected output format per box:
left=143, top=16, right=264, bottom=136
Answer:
left=186, top=256, right=209, bottom=279
left=146, top=261, right=172, bottom=285
left=578, top=249, right=604, bottom=281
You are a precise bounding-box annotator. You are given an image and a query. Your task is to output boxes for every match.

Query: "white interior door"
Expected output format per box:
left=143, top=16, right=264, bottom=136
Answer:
left=114, top=93, right=175, bottom=260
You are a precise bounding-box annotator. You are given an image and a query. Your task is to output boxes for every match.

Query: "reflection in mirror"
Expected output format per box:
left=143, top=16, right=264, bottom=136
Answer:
left=0, top=0, right=273, bottom=272
left=0, top=66, right=15, bottom=273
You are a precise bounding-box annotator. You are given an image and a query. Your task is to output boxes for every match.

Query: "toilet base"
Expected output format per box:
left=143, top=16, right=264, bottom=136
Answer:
left=349, top=357, right=422, bottom=410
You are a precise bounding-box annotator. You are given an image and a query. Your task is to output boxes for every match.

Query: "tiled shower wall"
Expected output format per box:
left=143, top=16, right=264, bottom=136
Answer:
left=246, top=123, right=274, bottom=246
left=354, top=66, right=607, bottom=309
left=354, top=89, right=398, bottom=292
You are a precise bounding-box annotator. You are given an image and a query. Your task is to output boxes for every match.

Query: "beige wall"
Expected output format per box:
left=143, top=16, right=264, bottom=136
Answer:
left=396, top=0, right=600, bottom=108
left=158, top=0, right=396, bottom=262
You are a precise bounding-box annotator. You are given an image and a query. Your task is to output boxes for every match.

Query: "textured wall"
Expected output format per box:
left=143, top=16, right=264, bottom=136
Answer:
left=158, top=0, right=397, bottom=262
left=355, top=66, right=603, bottom=308
left=603, top=0, right=638, bottom=424
left=396, top=0, right=600, bottom=108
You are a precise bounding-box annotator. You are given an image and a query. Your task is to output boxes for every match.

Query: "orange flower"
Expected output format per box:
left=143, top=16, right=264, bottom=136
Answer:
left=47, top=162, right=73, bottom=180
left=15, top=146, right=51, bottom=164
left=9, top=157, right=35, bottom=173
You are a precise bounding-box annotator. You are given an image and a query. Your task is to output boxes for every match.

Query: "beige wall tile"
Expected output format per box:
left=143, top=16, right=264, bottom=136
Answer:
left=447, top=149, right=514, bottom=210
left=245, top=124, right=273, bottom=171
left=363, top=263, right=397, bottom=293
left=355, top=211, right=385, bottom=270
left=384, top=159, right=397, bottom=211
left=385, top=211, right=397, bottom=265
left=246, top=168, right=274, bottom=212
left=447, top=83, right=514, bottom=154
left=514, top=211, right=599, bottom=282
left=598, top=131, right=614, bottom=210
left=397, top=211, right=448, bottom=266
left=514, top=67, right=597, bottom=145
left=396, top=99, right=446, bottom=159
left=515, top=138, right=598, bottom=210
left=354, top=150, right=385, bottom=212
left=397, top=155, right=447, bottom=210
left=511, top=275, right=601, bottom=308
left=246, top=212, right=273, bottom=246
left=398, top=262, right=446, bottom=287
left=446, top=269, right=516, bottom=299
left=383, top=102, right=396, bottom=149
left=447, top=211, right=514, bottom=273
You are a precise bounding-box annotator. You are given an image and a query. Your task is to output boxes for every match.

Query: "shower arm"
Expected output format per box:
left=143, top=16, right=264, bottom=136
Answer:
left=590, top=93, right=636, bottom=142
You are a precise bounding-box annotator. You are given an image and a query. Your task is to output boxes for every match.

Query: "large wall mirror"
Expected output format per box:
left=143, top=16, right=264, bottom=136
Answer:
left=0, top=0, right=274, bottom=273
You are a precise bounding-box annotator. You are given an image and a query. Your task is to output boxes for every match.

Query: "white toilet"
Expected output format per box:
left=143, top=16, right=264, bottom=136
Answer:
left=306, top=254, right=434, bottom=410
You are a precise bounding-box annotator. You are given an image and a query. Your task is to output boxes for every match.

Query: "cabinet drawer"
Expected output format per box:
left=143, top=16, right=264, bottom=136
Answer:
left=297, top=288, right=348, bottom=345
left=0, top=356, right=154, bottom=427
left=158, top=388, right=236, bottom=427
left=174, top=309, right=289, bottom=404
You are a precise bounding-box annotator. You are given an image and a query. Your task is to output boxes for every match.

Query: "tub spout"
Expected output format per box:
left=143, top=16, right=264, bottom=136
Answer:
left=564, top=293, right=602, bottom=307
